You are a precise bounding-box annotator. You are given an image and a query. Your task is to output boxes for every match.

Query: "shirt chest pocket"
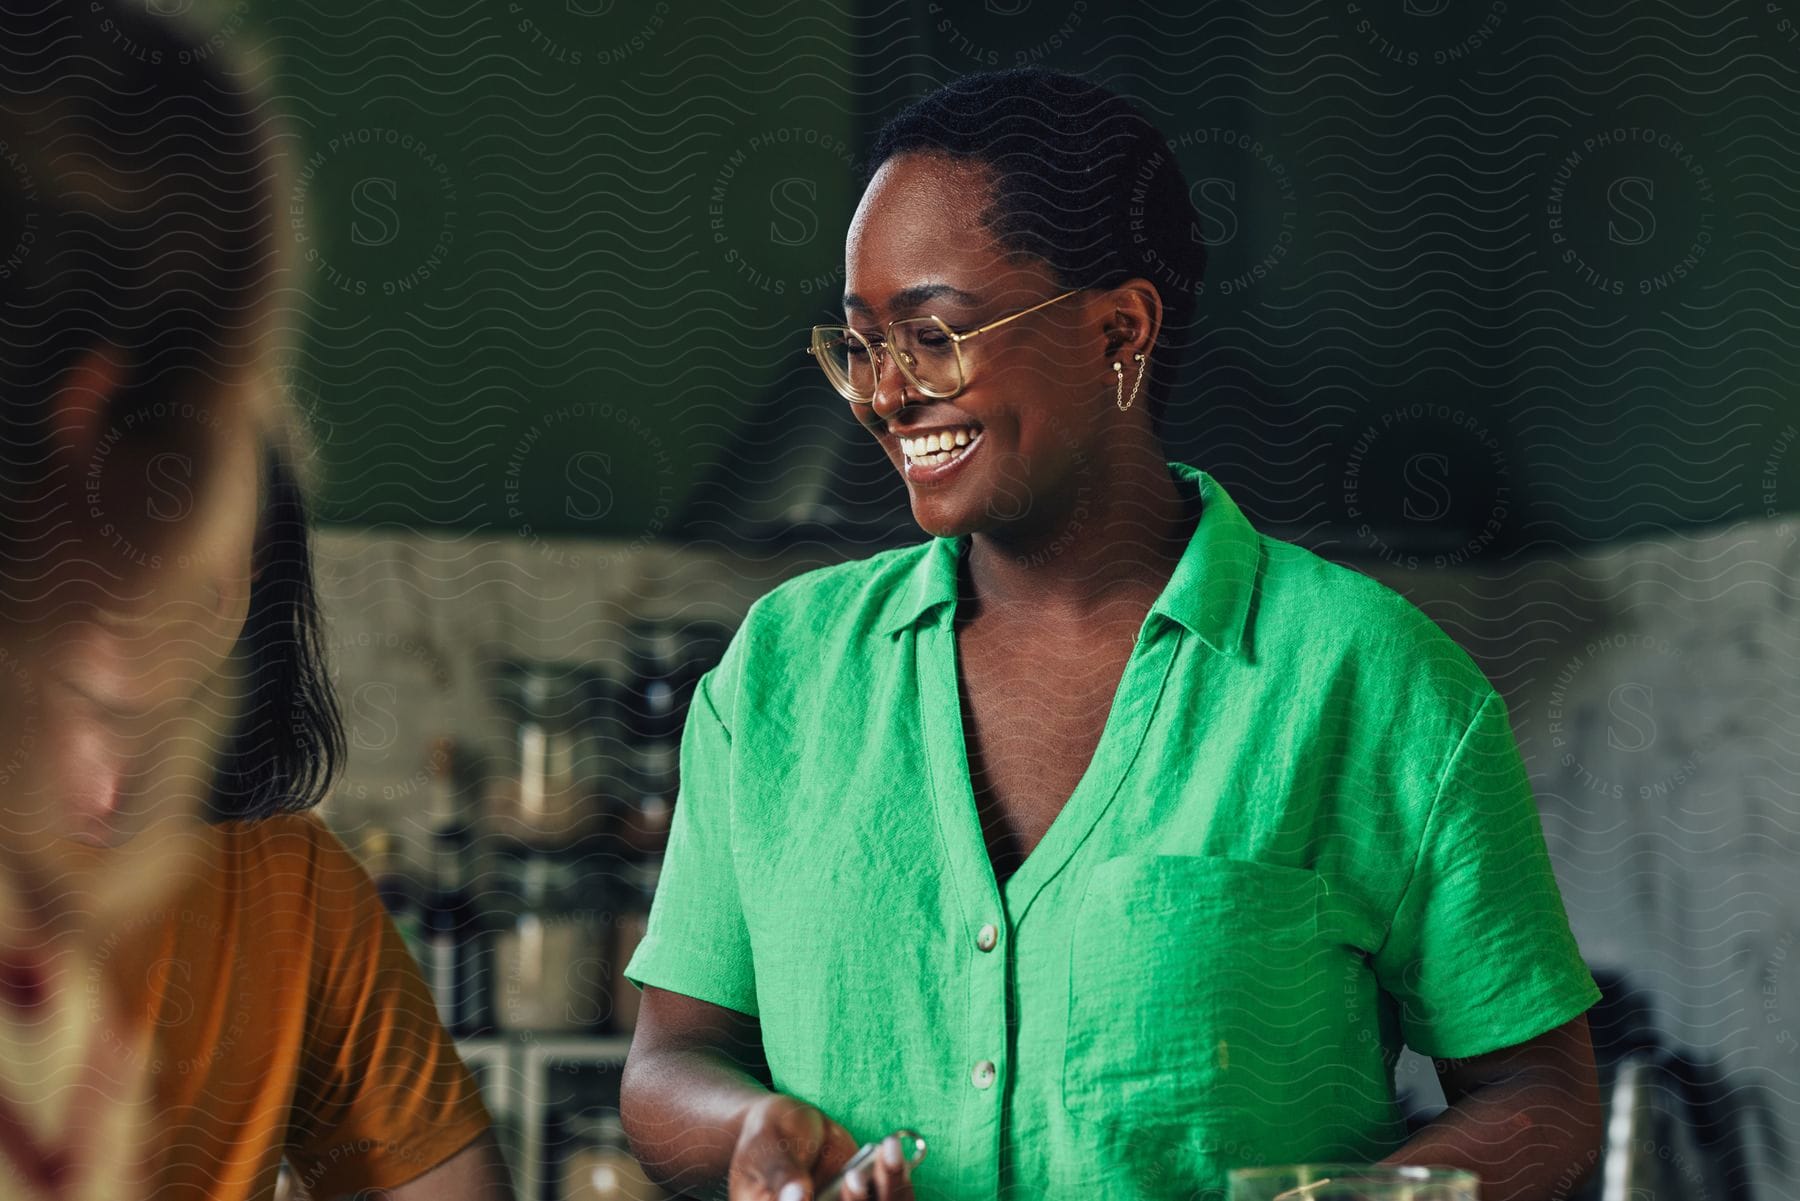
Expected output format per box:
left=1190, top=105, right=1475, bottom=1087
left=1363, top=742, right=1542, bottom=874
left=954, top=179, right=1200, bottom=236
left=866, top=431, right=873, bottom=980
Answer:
left=1061, top=855, right=1365, bottom=1152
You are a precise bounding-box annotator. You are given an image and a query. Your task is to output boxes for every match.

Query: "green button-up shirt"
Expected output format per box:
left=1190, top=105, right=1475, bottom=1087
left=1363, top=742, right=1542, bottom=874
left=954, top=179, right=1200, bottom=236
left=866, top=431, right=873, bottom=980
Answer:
left=625, top=461, right=1599, bottom=1199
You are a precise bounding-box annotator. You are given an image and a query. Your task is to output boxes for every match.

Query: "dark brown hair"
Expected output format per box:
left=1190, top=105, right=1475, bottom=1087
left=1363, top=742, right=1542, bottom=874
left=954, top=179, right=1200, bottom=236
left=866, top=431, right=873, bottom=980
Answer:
left=0, top=0, right=342, bottom=820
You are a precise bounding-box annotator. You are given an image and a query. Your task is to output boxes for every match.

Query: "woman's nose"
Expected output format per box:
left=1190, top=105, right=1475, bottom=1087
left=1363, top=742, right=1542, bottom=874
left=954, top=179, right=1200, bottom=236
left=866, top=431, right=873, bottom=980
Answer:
left=870, top=350, right=911, bottom=420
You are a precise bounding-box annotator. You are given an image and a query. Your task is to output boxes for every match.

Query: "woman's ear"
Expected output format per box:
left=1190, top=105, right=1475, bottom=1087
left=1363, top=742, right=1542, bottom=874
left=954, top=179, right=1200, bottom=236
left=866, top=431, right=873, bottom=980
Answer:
left=48, top=344, right=127, bottom=463
left=1101, top=279, right=1163, bottom=361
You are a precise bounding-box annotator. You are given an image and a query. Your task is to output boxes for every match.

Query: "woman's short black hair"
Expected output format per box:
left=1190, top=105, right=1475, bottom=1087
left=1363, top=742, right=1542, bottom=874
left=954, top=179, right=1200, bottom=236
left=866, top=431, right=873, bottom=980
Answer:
left=205, top=437, right=345, bottom=823
left=864, top=67, right=1207, bottom=440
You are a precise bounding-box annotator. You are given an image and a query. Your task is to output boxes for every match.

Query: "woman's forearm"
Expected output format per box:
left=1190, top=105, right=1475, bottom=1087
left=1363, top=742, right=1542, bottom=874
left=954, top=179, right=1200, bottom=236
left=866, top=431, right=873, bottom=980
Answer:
left=1378, top=1068, right=1604, bottom=1200
left=619, top=1045, right=770, bottom=1200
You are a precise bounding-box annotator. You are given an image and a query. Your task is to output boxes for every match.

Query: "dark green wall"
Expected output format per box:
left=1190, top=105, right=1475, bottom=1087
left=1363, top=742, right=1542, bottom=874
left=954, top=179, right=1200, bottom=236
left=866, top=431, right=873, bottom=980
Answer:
left=231, top=0, right=1800, bottom=554
left=245, top=0, right=858, bottom=544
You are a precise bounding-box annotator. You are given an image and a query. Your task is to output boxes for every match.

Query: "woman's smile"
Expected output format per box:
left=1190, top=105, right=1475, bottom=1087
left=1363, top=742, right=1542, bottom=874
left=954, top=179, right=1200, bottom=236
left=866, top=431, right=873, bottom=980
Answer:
left=899, top=422, right=985, bottom=484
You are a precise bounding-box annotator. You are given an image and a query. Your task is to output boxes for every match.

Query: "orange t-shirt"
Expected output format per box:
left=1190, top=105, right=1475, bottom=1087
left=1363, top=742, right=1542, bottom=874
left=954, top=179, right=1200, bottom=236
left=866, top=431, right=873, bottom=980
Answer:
left=93, top=811, right=493, bottom=1201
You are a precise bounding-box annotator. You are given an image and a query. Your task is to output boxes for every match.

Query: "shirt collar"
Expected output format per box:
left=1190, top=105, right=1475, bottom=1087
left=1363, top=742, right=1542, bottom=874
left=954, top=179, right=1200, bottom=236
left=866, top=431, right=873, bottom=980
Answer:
left=875, top=461, right=1259, bottom=657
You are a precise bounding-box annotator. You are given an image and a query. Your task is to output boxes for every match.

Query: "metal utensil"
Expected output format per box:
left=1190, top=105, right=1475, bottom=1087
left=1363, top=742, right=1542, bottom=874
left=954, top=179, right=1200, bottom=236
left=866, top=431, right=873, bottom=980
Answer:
left=816, top=1129, right=927, bottom=1200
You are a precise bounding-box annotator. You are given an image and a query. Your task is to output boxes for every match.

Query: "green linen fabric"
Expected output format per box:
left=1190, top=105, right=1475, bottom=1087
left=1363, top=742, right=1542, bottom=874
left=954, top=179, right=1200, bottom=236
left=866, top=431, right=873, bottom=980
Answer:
left=625, top=461, right=1600, bottom=1199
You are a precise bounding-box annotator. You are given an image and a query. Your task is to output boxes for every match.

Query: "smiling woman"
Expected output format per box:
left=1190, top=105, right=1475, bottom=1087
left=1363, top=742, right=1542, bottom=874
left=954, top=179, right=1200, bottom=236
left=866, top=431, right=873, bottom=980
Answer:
left=620, top=66, right=1604, bottom=1201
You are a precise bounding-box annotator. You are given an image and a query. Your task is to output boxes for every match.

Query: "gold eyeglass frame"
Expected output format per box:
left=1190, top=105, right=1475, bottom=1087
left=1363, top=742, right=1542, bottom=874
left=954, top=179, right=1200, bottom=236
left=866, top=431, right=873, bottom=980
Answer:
left=807, top=286, right=1085, bottom=404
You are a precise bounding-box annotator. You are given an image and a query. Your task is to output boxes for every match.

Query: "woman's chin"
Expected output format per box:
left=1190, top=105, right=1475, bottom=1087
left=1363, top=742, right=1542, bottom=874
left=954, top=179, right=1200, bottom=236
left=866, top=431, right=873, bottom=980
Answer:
left=902, top=473, right=991, bottom=539
left=907, top=497, right=984, bottom=541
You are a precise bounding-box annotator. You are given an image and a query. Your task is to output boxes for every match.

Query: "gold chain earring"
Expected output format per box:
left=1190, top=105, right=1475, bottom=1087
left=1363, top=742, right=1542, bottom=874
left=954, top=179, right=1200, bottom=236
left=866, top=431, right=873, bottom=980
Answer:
left=1112, top=352, right=1148, bottom=412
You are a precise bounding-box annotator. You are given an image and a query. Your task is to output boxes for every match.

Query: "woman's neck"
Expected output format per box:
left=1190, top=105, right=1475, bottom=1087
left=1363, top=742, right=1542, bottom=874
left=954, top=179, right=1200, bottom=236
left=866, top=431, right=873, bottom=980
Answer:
left=963, top=444, right=1198, bottom=627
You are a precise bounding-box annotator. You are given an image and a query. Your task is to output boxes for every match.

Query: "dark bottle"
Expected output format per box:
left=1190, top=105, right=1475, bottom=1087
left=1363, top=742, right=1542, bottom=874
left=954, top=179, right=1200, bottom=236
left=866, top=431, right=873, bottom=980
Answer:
left=421, top=738, right=490, bottom=1036
left=618, top=624, right=679, bottom=745
left=616, top=620, right=731, bottom=758
left=363, top=829, right=428, bottom=967
left=618, top=740, right=676, bottom=858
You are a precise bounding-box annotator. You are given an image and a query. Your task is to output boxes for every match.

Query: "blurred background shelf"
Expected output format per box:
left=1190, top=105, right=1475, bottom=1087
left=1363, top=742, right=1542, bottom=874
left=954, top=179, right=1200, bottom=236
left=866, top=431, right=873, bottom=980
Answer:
left=457, top=1036, right=642, bottom=1201
left=313, top=535, right=776, bottom=1200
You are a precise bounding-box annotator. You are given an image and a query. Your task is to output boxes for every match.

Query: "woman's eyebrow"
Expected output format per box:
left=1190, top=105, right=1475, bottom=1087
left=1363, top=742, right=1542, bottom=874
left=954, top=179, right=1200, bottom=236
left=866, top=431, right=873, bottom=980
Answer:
left=842, top=282, right=981, bottom=313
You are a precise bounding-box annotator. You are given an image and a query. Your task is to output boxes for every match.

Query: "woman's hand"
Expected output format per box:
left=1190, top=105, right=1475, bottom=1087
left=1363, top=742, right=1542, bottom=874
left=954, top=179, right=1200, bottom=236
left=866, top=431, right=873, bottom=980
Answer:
left=831, top=1133, right=918, bottom=1201
left=728, top=1093, right=911, bottom=1201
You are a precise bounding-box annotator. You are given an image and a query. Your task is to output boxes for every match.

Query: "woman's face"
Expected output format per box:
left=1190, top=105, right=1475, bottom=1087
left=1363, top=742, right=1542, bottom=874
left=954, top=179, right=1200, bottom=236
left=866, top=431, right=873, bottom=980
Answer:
left=842, top=152, right=1136, bottom=540
left=3, top=352, right=264, bottom=849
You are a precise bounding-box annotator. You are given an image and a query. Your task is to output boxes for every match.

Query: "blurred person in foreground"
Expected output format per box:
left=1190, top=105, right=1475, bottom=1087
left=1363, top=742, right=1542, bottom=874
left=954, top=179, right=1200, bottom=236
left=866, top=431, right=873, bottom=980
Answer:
left=0, top=3, right=513, bottom=1198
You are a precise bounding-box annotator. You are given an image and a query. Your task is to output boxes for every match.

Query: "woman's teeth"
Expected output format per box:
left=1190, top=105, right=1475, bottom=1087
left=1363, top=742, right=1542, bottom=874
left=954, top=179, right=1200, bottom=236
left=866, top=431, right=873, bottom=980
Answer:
left=901, top=426, right=980, bottom=467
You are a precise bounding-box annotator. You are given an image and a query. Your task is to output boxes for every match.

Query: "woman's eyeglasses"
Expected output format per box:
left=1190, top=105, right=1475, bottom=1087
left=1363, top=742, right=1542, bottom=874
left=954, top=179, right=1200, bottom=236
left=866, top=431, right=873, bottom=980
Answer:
left=807, top=287, right=1085, bottom=404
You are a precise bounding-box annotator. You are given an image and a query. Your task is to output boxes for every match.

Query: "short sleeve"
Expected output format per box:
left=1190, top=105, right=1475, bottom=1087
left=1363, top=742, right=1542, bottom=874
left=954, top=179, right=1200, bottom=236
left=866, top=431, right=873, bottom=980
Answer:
left=622, top=658, right=759, bottom=1017
left=1372, top=690, right=1602, bottom=1059
left=284, top=817, right=493, bottom=1198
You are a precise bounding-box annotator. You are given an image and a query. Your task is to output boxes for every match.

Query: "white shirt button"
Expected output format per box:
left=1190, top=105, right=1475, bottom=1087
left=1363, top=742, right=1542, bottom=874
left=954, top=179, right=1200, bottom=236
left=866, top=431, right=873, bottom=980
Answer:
left=972, top=1059, right=996, bottom=1090
left=976, top=923, right=999, bottom=952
